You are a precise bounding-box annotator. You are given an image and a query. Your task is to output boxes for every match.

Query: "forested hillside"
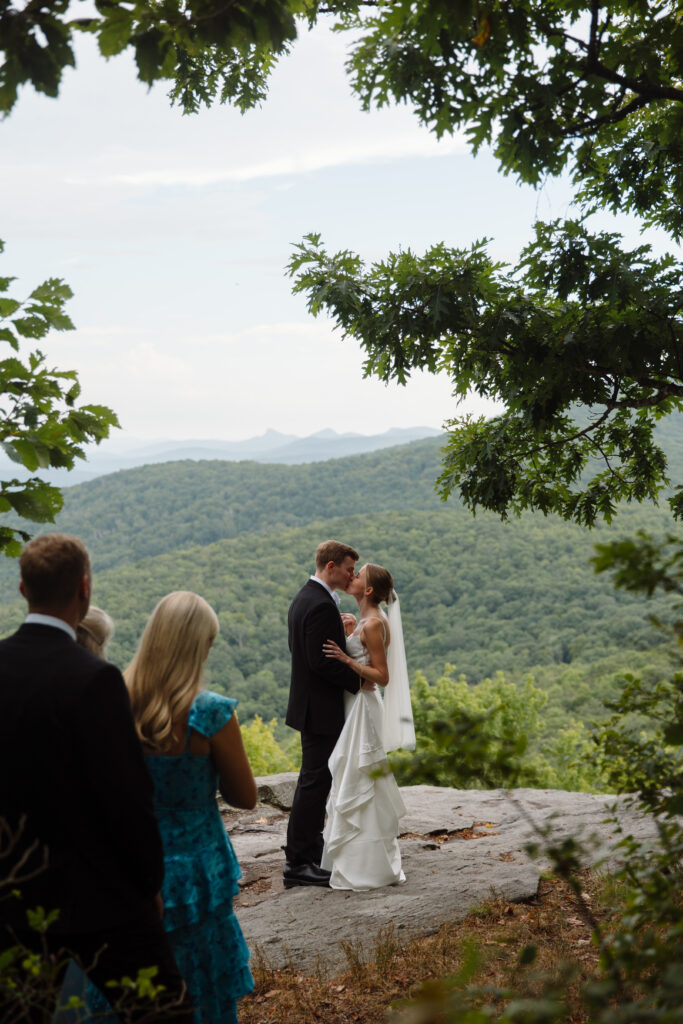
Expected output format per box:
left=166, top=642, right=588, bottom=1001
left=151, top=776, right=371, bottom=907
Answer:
left=0, top=420, right=680, bottom=732
left=0, top=437, right=444, bottom=594
left=0, top=504, right=676, bottom=727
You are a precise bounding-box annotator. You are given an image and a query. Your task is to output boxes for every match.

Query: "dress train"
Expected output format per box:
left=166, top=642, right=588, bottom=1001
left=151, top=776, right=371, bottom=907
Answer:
left=321, top=630, right=406, bottom=891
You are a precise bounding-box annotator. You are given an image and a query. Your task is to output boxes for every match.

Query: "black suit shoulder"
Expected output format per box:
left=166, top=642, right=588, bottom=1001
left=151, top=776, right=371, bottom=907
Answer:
left=286, top=579, right=360, bottom=734
left=0, top=623, right=163, bottom=935
left=0, top=622, right=105, bottom=673
left=289, top=579, right=336, bottom=621
left=0, top=624, right=126, bottom=721
left=290, top=578, right=334, bottom=607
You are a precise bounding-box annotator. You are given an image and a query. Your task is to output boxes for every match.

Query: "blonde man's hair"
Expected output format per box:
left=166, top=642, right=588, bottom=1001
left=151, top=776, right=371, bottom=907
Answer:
left=315, top=540, right=359, bottom=570
left=125, top=591, right=219, bottom=754
left=77, top=606, right=114, bottom=657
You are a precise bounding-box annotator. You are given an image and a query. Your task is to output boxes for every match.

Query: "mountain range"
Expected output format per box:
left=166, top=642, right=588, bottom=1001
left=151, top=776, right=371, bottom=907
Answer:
left=0, top=426, right=442, bottom=486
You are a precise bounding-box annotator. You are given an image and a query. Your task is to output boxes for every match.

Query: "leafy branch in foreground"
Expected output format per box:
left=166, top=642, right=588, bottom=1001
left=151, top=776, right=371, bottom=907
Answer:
left=341, top=1, right=683, bottom=240
left=593, top=531, right=683, bottom=796
left=0, top=0, right=305, bottom=117
left=0, top=239, right=119, bottom=557
left=291, top=2, right=683, bottom=527
left=289, top=222, right=683, bottom=526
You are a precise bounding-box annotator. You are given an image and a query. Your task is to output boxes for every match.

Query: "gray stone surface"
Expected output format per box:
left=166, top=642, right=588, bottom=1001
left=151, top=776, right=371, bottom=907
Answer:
left=226, top=775, right=657, bottom=974
left=256, top=773, right=298, bottom=811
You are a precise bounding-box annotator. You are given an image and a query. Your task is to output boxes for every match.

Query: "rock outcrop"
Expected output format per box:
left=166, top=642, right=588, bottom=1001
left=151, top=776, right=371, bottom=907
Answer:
left=224, top=774, right=657, bottom=973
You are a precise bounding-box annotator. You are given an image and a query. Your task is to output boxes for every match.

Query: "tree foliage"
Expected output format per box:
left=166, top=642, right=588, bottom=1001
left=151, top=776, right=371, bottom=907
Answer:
left=391, top=668, right=606, bottom=793
left=593, top=530, right=683, bottom=793
left=0, top=241, right=118, bottom=556
left=290, top=221, right=683, bottom=526
left=239, top=714, right=296, bottom=776
left=286, top=0, right=683, bottom=526
left=4, top=2, right=683, bottom=525
left=341, top=1, right=683, bottom=238
left=0, top=0, right=303, bottom=116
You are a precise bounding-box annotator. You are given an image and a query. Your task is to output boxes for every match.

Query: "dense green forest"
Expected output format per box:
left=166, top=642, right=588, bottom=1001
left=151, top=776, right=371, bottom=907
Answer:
left=2, top=409, right=679, bottom=586
left=0, top=423, right=680, bottom=761
left=0, top=500, right=677, bottom=730
left=0, top=437, right=445, bottom=594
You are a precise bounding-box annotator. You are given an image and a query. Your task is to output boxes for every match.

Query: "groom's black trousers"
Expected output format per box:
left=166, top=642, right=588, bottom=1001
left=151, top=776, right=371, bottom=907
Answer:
left=285, top=730, right=338, bottom=866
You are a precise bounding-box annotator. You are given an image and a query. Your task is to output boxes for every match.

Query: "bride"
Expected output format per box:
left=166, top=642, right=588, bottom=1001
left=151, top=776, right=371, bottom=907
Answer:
left=321, top=563, right=415, bottom=890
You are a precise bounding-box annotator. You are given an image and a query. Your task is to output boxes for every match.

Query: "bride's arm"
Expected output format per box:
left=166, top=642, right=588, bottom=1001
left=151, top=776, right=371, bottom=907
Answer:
left=323, top=619, right=389, bottom=687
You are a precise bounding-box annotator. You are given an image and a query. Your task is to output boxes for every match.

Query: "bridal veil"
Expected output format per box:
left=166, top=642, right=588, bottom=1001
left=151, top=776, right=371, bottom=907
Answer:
left=383, top=592, right=416, bottom=752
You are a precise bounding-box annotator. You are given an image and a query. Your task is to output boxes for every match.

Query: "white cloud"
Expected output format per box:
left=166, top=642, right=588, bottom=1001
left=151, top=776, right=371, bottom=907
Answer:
left=73, top=134, right=466, bottom=188
left=54, top=320, right=501, bottom=440
left=0, top=20, right=562, bottom=442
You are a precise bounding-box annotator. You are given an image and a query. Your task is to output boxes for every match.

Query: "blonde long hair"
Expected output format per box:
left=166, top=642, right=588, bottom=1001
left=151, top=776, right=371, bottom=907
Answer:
left=125, top=591, right=219, bottom=753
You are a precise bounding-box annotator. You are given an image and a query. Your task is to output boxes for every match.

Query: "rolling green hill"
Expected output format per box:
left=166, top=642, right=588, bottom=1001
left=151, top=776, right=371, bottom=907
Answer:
left=0, top=503, right=676, bottom=726
left=0, top=436, right=445, bottom=598
left=0, top=419, right=680, bottom=732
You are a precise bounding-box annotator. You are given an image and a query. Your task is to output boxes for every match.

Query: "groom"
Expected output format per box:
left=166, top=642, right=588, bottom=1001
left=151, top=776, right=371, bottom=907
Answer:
left=283, top=540, right=362, bottom=888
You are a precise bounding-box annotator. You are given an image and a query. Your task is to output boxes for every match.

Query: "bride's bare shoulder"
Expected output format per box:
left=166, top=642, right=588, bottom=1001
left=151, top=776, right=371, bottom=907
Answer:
left=361, top=614, right=390, bottom=647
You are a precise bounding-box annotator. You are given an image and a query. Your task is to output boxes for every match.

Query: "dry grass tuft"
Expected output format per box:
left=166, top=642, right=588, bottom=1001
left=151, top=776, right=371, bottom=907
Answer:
left=239, top=870, right=618, bottom=1024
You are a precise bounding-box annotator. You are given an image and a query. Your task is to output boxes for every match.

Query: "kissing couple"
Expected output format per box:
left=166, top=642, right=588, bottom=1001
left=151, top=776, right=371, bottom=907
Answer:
left=283, top=539, right=415, bottom=892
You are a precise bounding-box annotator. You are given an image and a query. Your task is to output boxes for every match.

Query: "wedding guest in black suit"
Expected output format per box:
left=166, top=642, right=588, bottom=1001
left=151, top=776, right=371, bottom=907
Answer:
left=0, top=533, right=192, bottom=1023
left=283, top=539, right=362, bottom=888
left=53, top=604, right=117, bottom=1023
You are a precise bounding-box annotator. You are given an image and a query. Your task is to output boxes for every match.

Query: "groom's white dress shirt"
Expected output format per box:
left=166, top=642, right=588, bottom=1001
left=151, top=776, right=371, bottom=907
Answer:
left=25, top=613, right=76, bottom=641
left=310, top=574, right=341, bottom=607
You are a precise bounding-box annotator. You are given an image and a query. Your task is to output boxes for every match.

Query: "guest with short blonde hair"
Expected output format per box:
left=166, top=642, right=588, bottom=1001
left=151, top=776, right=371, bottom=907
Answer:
left=77, top=605, right=114, bottom=657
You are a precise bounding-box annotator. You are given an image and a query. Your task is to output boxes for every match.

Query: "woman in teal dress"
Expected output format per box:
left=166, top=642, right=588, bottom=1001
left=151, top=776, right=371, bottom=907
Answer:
left=88, top=591, right=257, bottom=1024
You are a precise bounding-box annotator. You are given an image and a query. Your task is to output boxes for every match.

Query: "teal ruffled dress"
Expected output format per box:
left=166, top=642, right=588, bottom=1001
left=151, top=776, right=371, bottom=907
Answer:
left=87, top=690, right=253, bottom=1024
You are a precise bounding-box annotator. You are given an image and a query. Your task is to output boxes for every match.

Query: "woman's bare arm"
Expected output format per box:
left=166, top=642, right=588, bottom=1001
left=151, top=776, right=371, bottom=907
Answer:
left=323, top=618, right=389, bottom=687
left=210, top=713, right=258, bottom=809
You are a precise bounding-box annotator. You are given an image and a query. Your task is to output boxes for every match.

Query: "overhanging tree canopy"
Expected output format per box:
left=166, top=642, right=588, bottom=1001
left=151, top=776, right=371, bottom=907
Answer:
left=289, top=220, right=683, bottom=525
left=0, top=0, right=301, bottom=115
left=287, top=0, right=683, bottom=525
left=2, top=0, right=683, bottom=527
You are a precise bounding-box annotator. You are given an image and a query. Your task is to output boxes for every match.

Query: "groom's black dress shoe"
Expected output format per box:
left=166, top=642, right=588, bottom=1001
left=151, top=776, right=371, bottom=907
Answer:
left=283, top=861, right=331, bottom=889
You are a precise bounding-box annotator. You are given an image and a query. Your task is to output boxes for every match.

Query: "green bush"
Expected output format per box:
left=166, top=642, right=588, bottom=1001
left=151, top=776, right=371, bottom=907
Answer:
left=391, top=668, right=605, bottom=792
left=240, top=716, right=296, bottom=776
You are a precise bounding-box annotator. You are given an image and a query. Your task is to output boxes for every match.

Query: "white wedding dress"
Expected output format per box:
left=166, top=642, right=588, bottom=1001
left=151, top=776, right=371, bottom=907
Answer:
left=321, top=623, right=408, bottom=890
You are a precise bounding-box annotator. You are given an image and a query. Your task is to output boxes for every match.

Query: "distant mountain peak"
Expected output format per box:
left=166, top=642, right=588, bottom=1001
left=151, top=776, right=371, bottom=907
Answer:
left=309, top=428, right=362, bottom=439
left=0, top=425, right=445, bottom=484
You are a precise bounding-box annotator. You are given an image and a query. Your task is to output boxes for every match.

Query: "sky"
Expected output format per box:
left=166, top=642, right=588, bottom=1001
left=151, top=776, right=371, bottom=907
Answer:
left=0, top=20, right=669, bottom=445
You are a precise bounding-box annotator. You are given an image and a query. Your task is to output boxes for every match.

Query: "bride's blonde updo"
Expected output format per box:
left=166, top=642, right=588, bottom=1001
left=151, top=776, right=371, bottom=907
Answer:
left=125, top=591, right=219, bottom=753
left=365, top=563, right=394, bottom=605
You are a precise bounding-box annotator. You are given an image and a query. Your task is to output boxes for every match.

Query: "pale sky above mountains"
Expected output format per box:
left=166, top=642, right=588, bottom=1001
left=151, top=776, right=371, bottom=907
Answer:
left=1, top=21, right=672, bottom=443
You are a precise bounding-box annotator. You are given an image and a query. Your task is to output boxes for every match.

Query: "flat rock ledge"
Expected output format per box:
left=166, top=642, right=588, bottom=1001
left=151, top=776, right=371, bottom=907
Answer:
left=222, top=774, right=658, bottom=974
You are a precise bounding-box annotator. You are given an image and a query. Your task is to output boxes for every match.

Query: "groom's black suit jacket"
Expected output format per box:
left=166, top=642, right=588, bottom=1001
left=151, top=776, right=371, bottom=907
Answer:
left=286, top=579, right=360, bottom=736
left=0, top=623, right=164, bottom=937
